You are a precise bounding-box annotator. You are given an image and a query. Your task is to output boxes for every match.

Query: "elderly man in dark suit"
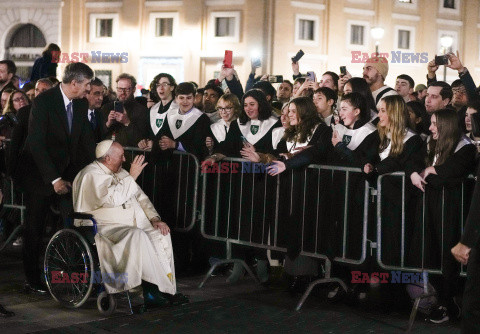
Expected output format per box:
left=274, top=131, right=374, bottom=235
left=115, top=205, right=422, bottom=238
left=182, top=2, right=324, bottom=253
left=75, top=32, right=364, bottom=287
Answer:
left=102, top=73, right=148, bottom=147
left=21, top=62, right=96, bottom=294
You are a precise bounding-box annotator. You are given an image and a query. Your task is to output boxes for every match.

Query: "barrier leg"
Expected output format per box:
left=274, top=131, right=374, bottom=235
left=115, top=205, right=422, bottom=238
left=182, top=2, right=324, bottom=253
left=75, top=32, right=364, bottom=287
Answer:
left=0, top=224, right=23, bottom=253
left=295, top=277, right=348, bottom=311
left=406, top=292, right=435, bottom=333
left=198, top=259, right=260, bottom=288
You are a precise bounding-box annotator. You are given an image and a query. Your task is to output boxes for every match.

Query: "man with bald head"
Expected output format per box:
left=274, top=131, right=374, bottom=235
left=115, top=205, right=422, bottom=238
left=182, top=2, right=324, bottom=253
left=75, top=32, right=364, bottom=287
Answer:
left=72, top=140, right=187, bottom=308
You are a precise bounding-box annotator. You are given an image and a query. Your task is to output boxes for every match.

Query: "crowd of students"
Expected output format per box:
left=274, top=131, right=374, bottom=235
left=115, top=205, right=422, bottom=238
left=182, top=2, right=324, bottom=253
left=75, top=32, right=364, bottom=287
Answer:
left=133, top=53, right=480, bottom=326
left=1, top=47, right=479, bottom=327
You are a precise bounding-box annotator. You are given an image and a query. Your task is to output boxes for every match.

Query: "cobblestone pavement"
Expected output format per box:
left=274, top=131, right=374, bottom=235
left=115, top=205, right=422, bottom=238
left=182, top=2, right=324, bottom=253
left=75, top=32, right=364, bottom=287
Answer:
left=0, top=245, right=460, bottom=333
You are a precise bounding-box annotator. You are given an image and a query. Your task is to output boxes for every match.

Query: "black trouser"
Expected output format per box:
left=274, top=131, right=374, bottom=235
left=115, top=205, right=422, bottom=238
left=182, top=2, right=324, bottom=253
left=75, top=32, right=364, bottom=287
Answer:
left=22, top=191, right=72, bottom=285
left=462, top=245, right=480, bottom=333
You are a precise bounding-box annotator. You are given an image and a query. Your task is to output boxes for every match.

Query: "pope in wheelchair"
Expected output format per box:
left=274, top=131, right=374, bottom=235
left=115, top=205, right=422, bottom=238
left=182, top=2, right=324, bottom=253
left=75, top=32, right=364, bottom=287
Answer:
left=71, top=139, right=188, bottom=308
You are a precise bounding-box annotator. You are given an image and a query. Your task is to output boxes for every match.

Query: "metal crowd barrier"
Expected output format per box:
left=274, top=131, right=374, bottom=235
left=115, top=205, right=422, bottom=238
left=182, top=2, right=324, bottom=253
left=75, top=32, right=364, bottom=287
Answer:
left=376, top=172, right=475, bottom=275
left=295, top=165, right=370, bottom=310
left=376, top=172, right=475, bottom=332
left=198, top=158, right=283, bottom=287
left=198, top=158, right=371, bottom=311
left=0, top=177, right=26, bottom=252
left=123, top=147, right=200, bottom=232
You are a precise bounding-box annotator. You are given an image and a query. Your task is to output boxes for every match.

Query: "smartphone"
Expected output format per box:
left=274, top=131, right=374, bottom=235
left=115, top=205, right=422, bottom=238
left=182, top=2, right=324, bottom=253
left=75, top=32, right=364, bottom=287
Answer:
left=340, top=66, right=347, bottom=75
left=268, top=75, right=284, bottom=84
left=252, top=57, right=262, bottom=68
left=291, top=49, right=305, bottom=63
left=435, top=55, right=449, bottom=66
left=223, top=50, right=233, bottom=68
left=114, top=101, right=123, bottom=113
left=306, top=71, right=316, bottom=82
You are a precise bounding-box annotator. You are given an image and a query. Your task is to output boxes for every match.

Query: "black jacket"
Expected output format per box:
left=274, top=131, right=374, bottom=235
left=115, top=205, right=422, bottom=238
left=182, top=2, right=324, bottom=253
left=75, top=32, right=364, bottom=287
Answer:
left=23, top=85, right=95, bottom=194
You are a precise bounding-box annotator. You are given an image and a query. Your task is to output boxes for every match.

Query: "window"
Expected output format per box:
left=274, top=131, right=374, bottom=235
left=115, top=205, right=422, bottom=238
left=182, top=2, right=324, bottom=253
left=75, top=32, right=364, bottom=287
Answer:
left=438, top=0, right=460, bottom=14
left=89, top=13, right=119, bottom=43
left=394, top=26, right=415, bottom=52
left=156, top=18, right=173, bottom=37
left=438, top=31, right=457, bottom=54
left=397, top=30, right=410, bottom=49
left=394, top=0, right=417, bottom=9
left=96, top=19, right=113, bottom=38
left=346, top=20, right=369, bottom=49
left=350, top=25, right=365, bottom=45
left=215, top=17, right=234, bottom=37
left=294, top=14, right=319, bottom=46
left=443, top=0, right=455, bottom=8
left=210, top=11, right=240, bottom=43
left=149, top=13, right=179, bottom=41
left=298, top=19, right=315, bottom=41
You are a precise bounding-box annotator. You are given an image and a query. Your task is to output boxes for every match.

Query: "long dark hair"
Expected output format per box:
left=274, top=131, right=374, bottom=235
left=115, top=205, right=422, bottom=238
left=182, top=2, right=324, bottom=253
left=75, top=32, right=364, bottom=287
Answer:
left=284, top=97, right=321, bottom=143
left=406, top=101, right=429, bottom=134
left=346, top=77, right=377, bottom=113
left=427, top=108, right=460, bottom=166
left=239, top=89, right=272, bottom=124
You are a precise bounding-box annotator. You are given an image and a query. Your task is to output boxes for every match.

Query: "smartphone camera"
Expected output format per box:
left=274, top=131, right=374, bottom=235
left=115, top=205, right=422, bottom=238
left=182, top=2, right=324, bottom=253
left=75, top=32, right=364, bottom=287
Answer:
left=306, top=71, right=316, bottom=82
left=435, top=55, right=449, bottom=66
left=114, top=101, right=123, bottom=113
left=291, top=49, right=305, bottom=63
left=268, top=75, right=284, bottom=84
left=340, top=66, right=347, bottom=75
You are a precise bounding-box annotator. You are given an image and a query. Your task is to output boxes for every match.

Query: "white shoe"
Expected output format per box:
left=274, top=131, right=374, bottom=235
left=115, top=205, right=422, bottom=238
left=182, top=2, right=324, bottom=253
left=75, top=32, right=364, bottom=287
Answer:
left=13, top=236, right=23, bottom=246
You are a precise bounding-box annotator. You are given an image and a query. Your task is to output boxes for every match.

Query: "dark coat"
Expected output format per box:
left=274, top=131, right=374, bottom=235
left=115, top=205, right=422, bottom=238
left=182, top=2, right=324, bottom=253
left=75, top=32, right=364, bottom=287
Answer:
left=22, top=85, right=95, bottom=195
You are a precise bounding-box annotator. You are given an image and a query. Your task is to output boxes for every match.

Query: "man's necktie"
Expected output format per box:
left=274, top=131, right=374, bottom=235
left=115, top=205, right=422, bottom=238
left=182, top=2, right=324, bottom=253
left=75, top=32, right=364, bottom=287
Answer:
left=90, top=111, right=97, bottom=129
left=66, top=101, right=73, bottom=133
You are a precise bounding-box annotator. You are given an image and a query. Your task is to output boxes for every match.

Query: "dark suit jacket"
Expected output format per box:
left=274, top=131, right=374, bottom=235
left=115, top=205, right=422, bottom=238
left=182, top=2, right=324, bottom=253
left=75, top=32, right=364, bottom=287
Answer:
left=101, top=99, right=148, bottom=147
left=87, top=108, right=107, bottom=143
left=23, top=85, right=95, bottom=195
left=462, top=164, right=480, bottom=248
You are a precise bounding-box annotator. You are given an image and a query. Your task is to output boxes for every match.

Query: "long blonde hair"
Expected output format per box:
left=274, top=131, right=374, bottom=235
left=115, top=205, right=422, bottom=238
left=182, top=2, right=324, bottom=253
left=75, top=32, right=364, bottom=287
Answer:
left=378, top=95, right=408, bottom=157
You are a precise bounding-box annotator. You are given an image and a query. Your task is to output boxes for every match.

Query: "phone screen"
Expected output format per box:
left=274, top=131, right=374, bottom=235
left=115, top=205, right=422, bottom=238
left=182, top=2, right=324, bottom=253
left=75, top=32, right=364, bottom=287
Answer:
left=114, top=101, right=123, bottom=113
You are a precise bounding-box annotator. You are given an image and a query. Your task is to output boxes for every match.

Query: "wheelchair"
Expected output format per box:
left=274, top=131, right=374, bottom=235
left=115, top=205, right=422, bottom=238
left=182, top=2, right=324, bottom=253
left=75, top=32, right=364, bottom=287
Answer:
left=43, top=213, right=132, bottom=315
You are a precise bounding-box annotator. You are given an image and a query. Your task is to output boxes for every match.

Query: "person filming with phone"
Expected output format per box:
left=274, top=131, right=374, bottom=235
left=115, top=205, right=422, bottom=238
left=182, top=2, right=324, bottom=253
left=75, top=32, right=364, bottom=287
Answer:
left=102, top=73, right=148, bottom=147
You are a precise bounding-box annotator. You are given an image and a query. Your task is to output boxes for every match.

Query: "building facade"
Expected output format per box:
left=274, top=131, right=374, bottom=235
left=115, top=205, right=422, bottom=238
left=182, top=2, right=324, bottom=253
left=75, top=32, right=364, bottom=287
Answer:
left=0, top=0, right=479, bottom=90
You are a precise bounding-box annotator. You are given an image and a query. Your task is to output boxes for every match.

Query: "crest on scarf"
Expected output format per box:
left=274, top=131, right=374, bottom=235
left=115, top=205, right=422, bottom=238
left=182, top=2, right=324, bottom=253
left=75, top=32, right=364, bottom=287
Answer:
left=250, top=125, right=259, bottom=135
left=342, top=135, right=352, bottom=146
left=156, top=119, right=163, bottom=128
left=175, top=120, right=182, bottom=129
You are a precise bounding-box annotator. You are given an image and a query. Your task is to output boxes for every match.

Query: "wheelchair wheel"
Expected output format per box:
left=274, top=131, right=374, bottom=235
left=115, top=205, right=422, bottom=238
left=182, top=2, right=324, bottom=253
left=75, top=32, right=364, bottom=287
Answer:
left=97, top=291, right=117, bottom=315
left=44, top=229, right=95, bottom=308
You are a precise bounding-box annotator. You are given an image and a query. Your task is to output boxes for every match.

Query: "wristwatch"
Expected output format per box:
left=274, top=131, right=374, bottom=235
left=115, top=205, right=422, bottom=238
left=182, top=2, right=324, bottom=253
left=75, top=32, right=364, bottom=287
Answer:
left=458, top=67, right=468, bottom=76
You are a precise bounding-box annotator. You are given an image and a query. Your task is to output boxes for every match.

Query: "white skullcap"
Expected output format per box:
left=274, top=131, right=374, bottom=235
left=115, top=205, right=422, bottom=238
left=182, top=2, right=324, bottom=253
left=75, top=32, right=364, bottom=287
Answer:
left=95, top=140, right=114, bottom=159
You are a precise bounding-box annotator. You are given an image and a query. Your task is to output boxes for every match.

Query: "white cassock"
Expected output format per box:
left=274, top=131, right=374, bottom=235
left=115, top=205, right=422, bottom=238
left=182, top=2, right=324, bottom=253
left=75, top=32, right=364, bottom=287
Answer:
left=72, top=161, right=176, bottom=295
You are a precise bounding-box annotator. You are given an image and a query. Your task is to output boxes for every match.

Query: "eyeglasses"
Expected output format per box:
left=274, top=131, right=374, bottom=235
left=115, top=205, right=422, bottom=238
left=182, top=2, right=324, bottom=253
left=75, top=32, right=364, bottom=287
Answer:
left=452, top=88, right=466, bottom=95
left=117, top=87, right=132, bottom=93
left=156, top=82, right=171, bottom=88
left=217, top=107, right=233, bottom=113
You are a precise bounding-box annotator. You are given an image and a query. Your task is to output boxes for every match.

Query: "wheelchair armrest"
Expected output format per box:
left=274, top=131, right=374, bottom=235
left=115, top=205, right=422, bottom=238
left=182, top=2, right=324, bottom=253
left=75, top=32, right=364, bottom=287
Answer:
left=69, top=212, right=94, bottom=220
